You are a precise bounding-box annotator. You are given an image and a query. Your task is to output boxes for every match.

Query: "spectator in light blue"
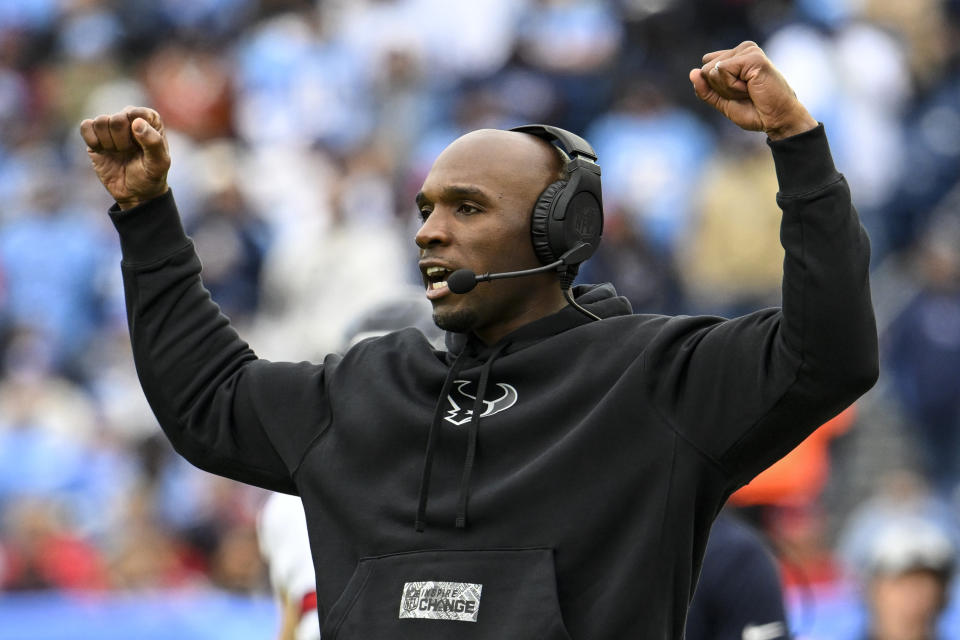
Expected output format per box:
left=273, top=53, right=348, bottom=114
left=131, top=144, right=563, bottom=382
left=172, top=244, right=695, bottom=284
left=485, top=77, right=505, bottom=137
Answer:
left=184, top=155, right=271, bottom=325
left=0, top=424, right=88, bottom=505
left=413, top=0, right=526, bottom=80
left=883, top=74, right=960, bottom=253
left=233, top=12, right=375, bottom=153
left=0, top=327, right=135, bottom=541
left=585, top=81, right=714, bottom=253
left=0, top=161, right=111, bottom=369
left=56, top=3, right=123, bottom=63
left=516, top=0, right=623, bottom=132
left=885, top=215, right=960, bottom=497
left=764, top=21, right=911, bottom=260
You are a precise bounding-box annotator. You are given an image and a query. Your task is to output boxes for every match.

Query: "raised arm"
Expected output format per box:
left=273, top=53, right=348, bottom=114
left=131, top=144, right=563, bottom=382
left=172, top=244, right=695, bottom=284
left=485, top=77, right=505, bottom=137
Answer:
left=80, top=108, right=329, bottom=493
left=645, top=43, right=878, bottom=487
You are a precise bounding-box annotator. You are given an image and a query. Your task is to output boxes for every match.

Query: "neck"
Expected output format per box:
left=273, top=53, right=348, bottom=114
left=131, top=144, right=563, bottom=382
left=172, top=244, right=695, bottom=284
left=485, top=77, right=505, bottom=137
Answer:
left=473, top=288, right=569, bottom=345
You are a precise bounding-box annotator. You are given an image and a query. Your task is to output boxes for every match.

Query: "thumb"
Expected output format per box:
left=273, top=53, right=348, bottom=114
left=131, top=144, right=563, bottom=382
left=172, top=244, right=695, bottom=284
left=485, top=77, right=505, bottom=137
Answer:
left=689, top=68, right=711, bottom=101
left=689, top=68, right=724, bottom=111
left=131, top=117, right=163, bottom=153
left=131, top=117, right=169, bottom=176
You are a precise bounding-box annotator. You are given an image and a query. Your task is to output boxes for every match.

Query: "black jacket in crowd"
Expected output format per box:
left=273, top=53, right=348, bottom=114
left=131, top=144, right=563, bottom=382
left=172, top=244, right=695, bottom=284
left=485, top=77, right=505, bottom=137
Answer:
left=686, top=511, right=791, bottom=639
left=108, top=124, right=878, bottom=639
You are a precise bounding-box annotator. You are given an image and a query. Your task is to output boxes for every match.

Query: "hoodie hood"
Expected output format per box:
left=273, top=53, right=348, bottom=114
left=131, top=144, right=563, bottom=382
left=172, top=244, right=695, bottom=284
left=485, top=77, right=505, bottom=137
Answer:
left=443, top=282, right=632, bottom=356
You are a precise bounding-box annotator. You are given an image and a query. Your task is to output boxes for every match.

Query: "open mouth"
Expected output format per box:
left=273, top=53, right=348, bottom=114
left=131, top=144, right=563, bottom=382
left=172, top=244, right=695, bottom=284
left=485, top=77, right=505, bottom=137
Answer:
left=425, top=265, right=452, bottom=291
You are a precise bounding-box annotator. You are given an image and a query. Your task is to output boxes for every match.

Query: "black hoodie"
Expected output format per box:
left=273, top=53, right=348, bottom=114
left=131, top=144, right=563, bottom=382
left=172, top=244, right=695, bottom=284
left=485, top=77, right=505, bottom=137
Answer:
left=109, top=125, right=877, bottom=639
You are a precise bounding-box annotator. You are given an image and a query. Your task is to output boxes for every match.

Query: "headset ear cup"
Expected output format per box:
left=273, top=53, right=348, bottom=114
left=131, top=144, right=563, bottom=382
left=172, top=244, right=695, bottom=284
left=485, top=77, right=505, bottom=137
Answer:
left=530, top=181, right=566, bottom=265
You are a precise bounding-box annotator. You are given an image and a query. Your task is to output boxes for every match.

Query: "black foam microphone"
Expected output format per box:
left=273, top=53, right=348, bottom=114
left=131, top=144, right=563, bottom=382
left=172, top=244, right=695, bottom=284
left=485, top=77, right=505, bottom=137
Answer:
left=446, top=242, right=593, bottom=295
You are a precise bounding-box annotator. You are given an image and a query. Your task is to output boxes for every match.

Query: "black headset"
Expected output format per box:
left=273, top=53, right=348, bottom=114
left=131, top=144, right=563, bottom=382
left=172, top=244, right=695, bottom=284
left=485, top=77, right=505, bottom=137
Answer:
left=509, top=124, right=603, bottom=289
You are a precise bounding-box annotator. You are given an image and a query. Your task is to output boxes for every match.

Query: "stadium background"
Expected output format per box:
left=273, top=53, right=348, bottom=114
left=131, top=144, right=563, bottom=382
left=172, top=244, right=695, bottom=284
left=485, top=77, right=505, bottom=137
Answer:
left=1, top=0, right=960, bottom=637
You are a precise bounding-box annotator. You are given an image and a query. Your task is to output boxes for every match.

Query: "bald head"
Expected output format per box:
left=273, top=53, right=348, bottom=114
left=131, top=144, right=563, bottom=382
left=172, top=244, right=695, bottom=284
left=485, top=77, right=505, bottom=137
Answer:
left=430, top=129, right=567, bottom=203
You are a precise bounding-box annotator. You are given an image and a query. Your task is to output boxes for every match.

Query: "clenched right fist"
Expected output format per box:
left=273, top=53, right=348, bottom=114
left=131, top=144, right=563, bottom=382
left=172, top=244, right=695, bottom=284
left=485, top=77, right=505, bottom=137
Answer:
left=80, top=106, right=170, bottom=210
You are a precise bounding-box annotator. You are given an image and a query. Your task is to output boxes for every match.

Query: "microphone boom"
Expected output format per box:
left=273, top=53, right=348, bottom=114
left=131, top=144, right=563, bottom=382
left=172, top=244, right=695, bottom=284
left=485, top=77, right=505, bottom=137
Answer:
left=446, top=242, right=591, bottom=295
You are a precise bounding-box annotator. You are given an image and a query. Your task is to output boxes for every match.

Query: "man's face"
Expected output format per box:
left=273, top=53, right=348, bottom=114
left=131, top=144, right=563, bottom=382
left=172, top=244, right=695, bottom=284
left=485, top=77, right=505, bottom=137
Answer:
left=868, top=569, right=948, bottom=640
left=415, top=129, right=566, bottom=344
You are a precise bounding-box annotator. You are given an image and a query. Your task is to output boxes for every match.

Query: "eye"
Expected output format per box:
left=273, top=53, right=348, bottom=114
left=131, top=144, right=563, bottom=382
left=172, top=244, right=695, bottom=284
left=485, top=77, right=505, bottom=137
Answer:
left=418, top=207, right=433, bottom=222
left=457, top=203, right=482, bottom=215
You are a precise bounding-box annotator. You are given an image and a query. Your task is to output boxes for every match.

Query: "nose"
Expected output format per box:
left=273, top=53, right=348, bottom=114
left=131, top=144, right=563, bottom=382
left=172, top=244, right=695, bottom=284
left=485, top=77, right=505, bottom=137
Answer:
left=415, top=209, right=452, bottom=250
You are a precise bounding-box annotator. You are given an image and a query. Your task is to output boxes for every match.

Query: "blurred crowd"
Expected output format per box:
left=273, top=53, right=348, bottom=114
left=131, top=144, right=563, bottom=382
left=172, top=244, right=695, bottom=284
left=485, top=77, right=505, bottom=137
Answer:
left=2, top=0, right=960, bottom=632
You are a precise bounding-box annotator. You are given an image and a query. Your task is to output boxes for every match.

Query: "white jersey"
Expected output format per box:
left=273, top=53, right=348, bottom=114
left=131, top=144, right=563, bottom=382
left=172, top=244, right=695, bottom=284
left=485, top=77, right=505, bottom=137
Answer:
left=257, top=493, right=321, bottom=640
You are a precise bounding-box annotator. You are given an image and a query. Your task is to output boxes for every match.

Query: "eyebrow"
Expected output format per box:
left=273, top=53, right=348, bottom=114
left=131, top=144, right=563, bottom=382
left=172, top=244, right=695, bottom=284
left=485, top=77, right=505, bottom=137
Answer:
left=415, top=185, right=491, bottom=209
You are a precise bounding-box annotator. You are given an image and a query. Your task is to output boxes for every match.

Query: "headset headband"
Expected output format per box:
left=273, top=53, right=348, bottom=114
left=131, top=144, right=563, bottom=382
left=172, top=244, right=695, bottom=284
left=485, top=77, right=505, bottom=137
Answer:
left=509, top=124, right=598, bottom=163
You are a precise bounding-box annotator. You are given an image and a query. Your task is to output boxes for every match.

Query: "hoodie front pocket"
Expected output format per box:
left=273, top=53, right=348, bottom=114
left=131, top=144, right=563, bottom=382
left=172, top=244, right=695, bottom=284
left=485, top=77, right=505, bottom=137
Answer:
left=323, top=547, right=572, bottom=640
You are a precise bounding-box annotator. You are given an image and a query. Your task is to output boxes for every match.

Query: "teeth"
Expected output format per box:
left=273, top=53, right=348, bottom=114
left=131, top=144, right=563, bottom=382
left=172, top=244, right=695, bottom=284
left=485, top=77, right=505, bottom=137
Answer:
left=425, top=266, right=450, bottom=291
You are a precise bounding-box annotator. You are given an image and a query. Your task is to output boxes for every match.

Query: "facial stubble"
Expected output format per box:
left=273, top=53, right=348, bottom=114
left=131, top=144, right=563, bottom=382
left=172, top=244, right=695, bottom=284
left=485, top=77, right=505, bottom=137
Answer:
left=431, top=307, right=479, bottom=334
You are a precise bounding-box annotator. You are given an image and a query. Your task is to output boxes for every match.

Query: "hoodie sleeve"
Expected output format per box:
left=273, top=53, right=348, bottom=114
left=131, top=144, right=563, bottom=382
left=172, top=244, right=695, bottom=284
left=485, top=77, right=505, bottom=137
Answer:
left=109, top=191, right=332, bottom=494
left=644, top=125, right=878, bottom=488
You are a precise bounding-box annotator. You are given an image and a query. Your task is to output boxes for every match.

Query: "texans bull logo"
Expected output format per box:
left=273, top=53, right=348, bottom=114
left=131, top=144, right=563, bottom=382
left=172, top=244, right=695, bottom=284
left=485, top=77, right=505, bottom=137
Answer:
left=444, top=379, right=519, bottom=426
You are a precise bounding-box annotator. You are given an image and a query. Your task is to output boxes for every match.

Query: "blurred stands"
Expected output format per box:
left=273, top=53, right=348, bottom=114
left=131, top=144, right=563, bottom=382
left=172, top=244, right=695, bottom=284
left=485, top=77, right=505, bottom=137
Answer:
left=2, top=0, right=960, bottom=637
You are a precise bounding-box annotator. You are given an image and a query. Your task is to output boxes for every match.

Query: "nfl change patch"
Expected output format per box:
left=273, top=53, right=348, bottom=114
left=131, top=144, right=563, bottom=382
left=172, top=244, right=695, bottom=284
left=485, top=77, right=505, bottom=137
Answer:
left=399, top=581, right=482, bottom=622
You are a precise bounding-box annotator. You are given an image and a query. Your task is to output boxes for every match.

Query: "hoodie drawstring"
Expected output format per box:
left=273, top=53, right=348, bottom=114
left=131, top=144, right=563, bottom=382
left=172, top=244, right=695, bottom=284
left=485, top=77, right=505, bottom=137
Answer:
left=415, top=349, right=468, bottom=532
left=415, top=341, right=510, bottom=532
left=455, top=341, right=509, bottom=529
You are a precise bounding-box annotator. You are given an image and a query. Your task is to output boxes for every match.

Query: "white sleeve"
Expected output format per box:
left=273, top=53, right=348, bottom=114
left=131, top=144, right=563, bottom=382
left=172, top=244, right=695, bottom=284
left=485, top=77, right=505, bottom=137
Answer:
left=257, top=493, right=318, bottom=601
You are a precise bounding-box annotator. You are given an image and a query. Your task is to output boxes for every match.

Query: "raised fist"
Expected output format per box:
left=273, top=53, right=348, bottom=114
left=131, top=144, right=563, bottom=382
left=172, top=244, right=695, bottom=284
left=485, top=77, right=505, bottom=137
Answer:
left=80, top=106, right=170, bottom=210
left=689, top=41, right=818, bottom=140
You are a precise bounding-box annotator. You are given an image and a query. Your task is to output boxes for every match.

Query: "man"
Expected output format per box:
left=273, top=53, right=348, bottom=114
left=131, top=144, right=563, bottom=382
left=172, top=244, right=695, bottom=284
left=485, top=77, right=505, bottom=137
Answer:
left=80, top=42, right=877, bottom=638
left=258, top=492, right=321, bottom=640
left=858, top=517, right=955, bottom=640
left=686, top=511, right=791, bottom=640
